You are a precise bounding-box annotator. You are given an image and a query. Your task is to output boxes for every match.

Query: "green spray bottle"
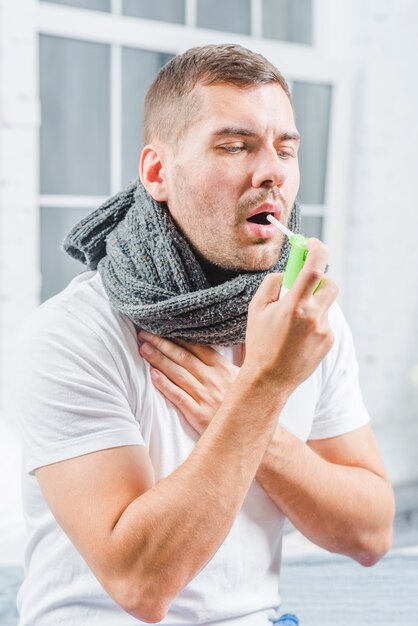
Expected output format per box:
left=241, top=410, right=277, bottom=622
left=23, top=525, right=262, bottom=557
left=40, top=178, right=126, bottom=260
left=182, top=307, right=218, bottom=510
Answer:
left=266, top=214, right=309, bottom=299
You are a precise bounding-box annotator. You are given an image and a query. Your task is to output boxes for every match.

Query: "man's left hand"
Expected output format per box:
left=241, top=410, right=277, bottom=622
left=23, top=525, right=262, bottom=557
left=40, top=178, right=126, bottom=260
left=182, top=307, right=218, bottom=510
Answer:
left=138, top=330, right=240, bottom=435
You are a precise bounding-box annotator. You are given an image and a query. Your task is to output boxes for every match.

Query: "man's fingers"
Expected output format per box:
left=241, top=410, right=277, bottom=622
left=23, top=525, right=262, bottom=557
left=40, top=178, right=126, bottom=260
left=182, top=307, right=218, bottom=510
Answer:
left=138, top=330, right=220, bottom=368
left=249, top=273, right=283, bottom=310
left=172, top=337, right=219, bottom=367
left=312, top=277, right=340, bottom=308
left=292, top=238, right=329, bottom=301
left=305, top=238, right=329, bottom=269
left=139, top=330, right=204, bottom=378
left=149, top=368, right=200, bottom=419
left=139, top=340, right=206, bottom=397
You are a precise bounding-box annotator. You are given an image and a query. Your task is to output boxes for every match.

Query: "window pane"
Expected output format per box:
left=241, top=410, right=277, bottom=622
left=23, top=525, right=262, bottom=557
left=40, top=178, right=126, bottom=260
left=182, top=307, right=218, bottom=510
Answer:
left=197, top=0, right=250, bottom=35
left=40, top=0, right=110, bottom=11
left=40, top=35, right=110, bottom=196
left=263, top=0, right=312, bottom=44
left=41, top=206, right=93, bottom=301
left=302, top=215, right=323, bottom=240
left=123, top=0, right=185, bottom=23
left=122, top=48, right=173, bottom=188
left=292, top=81, right=332, bottom=205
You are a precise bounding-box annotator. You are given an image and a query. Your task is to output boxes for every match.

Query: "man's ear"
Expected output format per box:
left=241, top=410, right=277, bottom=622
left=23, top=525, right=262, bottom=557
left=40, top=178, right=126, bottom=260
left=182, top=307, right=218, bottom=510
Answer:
left=139, top=144, right=168, bottom=202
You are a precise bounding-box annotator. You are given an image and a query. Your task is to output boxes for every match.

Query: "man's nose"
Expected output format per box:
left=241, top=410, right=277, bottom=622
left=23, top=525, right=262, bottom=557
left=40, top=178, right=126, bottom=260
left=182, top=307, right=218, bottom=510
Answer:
left=251, top=148, right=288, bottom=189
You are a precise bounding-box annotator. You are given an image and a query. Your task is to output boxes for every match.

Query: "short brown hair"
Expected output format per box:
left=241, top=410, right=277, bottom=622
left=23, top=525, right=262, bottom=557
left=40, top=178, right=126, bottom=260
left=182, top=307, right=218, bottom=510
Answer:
left=143, top=43, right=292, bottom=147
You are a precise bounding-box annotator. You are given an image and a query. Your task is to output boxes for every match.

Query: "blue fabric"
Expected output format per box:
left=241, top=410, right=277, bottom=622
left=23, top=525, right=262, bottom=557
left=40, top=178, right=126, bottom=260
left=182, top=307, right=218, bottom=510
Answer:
left=273, top=614, right=300, bottom=625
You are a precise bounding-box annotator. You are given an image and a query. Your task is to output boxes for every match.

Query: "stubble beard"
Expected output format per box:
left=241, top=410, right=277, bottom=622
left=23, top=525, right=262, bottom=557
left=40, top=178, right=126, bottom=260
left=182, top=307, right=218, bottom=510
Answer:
left=176, top=204, right=287, bottom=273
left=169, top=167, right=291, bottom=273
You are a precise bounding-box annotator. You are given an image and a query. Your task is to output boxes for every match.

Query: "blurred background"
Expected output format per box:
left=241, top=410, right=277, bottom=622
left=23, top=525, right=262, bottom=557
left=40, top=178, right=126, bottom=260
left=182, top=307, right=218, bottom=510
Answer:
left=0, top=0, right=417, bottom=567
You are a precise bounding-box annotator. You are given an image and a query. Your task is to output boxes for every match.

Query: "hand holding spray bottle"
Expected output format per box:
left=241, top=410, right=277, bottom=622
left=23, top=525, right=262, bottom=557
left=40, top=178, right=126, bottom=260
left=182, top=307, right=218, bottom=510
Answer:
left=266, top=214, right=311, bottom=298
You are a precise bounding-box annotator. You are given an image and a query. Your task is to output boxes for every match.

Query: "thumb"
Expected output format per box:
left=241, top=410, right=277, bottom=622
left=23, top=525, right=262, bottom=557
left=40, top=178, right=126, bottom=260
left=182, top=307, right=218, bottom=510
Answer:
left=250, top=273, right=283, bottom=309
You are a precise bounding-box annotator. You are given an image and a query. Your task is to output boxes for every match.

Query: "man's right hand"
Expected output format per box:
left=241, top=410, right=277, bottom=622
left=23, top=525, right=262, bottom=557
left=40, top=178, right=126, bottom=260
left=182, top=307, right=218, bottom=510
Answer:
left=244, top=237, right=339, bottom=396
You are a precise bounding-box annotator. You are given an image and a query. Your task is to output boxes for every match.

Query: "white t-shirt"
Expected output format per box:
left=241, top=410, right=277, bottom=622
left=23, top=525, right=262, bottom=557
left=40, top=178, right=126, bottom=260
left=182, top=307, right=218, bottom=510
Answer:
left=13, top=271, right=370, bottom=626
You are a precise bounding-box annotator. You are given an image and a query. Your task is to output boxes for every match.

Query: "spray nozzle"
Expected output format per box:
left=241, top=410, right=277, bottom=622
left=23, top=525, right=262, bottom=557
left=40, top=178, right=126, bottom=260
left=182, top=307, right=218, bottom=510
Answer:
left=266, top=214, right=309, bottom=294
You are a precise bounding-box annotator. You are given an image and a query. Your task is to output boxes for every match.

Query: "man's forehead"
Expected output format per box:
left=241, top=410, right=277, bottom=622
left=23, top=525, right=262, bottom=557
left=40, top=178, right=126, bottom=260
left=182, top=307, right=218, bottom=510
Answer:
left=192, top=82, right=297, bottom=137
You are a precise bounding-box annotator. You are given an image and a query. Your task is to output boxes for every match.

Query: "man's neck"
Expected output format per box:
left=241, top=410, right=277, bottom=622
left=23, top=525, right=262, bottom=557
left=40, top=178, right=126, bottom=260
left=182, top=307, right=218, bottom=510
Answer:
left=193, top=250, right=242, bottom=287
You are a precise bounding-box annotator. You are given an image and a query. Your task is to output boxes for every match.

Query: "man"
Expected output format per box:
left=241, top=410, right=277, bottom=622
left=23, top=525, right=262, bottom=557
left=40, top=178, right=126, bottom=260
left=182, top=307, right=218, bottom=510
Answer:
left=14, top=44, right=395, bottom=625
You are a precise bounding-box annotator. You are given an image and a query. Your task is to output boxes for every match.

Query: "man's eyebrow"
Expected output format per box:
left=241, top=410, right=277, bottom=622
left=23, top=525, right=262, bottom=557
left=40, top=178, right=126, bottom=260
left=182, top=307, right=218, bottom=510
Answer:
left=211, top=127, right=257, bottom=137
left=211, top=127, right=300, bottom=142
left=279, top=131, right=301, bottom=142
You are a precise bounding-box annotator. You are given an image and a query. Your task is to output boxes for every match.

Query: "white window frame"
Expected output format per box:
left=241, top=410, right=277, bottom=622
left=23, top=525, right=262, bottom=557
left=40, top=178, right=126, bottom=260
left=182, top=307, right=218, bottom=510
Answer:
left=36, top=0, right=351, bottom=287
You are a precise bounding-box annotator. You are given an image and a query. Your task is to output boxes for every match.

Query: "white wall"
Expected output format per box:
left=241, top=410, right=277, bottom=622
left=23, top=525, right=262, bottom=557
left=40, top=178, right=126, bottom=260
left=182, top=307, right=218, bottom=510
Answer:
left=0, top=0, right=40, bottom=409
left=0, top=0, right=38, bottom=566
left=343, top=0, right=418, bottom=485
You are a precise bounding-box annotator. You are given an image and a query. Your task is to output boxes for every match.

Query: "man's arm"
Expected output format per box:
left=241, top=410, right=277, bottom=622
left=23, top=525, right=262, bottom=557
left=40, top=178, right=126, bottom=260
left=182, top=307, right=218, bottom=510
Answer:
left=35, top=240, right=335, bottom=622
left=137, top=283, right=395, bottom=568
left=140, top=335, right=396, bottom=567
left=255, top=423, right=395, bottom=565
left=37, top=368, right=284, bottom=623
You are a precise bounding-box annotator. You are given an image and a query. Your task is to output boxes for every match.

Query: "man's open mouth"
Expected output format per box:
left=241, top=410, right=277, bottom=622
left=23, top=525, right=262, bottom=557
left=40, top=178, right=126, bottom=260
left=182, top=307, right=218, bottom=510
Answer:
left=246, top=211, right=274, bottom=225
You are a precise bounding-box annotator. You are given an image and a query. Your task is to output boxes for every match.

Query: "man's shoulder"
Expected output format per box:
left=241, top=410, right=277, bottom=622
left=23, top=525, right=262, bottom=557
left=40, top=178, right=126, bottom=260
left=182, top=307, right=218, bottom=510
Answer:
left=20, top=271, right=134, bottom=353
left=35, top=270, right=110, bottom=321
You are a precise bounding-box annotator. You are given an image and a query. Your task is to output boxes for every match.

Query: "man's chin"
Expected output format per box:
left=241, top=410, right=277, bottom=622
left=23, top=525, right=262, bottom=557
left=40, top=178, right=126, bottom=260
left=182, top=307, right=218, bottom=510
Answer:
left=192, top=241, right=282, bottom=280
left=220, top=259, right=280, bottom=274
left=232, top=251, right=282, bottom=273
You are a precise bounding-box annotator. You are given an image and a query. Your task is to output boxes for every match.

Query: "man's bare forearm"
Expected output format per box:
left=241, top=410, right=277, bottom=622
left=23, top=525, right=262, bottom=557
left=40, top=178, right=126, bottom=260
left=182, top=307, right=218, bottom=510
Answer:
left=109, top=366, right=285, bottom=619
left=109, top=250, right=339, bottom=619
left=256, top=425, right=395, bottom=565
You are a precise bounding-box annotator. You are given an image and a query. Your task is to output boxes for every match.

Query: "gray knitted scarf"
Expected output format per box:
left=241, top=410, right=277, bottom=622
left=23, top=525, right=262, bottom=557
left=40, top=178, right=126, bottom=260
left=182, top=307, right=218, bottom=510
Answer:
left=63, top=179, right=301, bottom=346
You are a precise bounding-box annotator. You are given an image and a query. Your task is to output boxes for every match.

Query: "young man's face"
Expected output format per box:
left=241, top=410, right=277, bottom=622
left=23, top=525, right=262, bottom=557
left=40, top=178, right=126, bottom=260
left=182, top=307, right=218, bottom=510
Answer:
left=161, top=82, right=300, bottom=272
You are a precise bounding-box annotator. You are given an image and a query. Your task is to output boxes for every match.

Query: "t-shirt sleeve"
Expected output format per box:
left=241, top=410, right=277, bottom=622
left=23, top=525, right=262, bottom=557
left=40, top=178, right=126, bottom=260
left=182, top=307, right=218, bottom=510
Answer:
left=13, top=304, right=145, bottom=476
left=308, top=302, right=371, bottom=440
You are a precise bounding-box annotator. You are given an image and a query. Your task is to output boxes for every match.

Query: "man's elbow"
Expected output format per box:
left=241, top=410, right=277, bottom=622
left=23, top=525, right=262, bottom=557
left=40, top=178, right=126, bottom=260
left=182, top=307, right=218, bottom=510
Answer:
left=124, top=597, right=170, bottom=624
left=108, top=574, right=171, bottom=623
left=355, top=527, right=394, bottom=567
left=355, top=485, right=396, bottom=567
